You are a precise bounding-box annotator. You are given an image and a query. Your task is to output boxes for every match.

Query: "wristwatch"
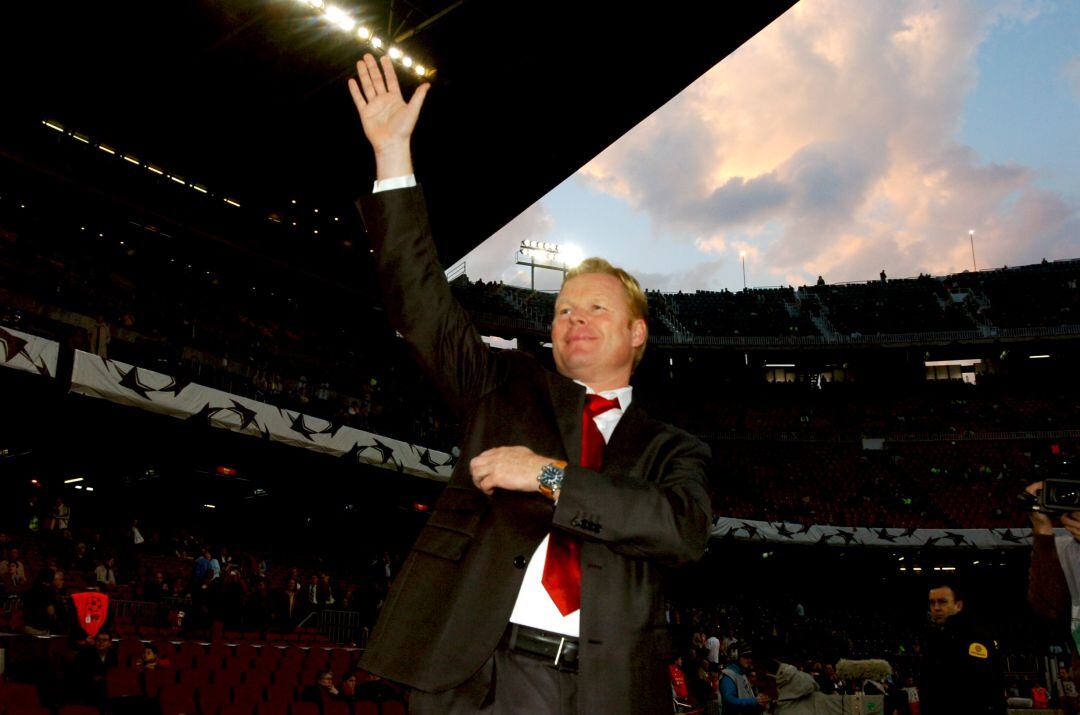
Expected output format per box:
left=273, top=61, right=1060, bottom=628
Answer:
left=537, top=460, right=568, bottom=498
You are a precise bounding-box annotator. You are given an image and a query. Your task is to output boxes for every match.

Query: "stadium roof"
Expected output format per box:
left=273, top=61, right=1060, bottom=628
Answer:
left=0, top=0, right=795, bottom=272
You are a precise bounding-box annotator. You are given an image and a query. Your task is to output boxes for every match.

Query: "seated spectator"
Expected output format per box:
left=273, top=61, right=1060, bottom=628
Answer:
left=142, top=570, right=170, bottom=601
left=301, top=670, right=340, bottom=711
left=3, top=560, right=26, bottom=594
left=73, top=630, right=118, bottom=704
left=72, top=542, right=95, bottom=576
left=94, top=556, right=118, bottom=589
left=23, top=567, right=68, bottom=635
left=670, top=655, right=691, bottom=710
left=0, top=547, right=28, bottom=582
left=135, top=643, right=169, bottom=671
left=337, top=671, right=361, bottom=702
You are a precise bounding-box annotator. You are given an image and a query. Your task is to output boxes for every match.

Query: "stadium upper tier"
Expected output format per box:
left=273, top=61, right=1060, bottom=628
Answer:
left=452, top=260, right=1080, bottom=339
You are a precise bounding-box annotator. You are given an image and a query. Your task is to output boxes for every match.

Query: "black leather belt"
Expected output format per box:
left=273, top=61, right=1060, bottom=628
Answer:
left=500, top=623, right=580, bottom=672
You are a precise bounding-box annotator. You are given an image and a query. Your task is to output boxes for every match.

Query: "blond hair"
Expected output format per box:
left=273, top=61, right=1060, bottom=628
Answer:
left=564, top=257, right=649, bottom=368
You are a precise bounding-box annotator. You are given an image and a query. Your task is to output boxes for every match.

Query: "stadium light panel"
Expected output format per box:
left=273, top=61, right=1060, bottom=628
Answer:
left=169, top=175, right=186, bottom=185
left=43, top=120, right=64, bottom=132
left=1029, top=354, right=1050, bottom=359
left=71, top=132, right=90, bottom=144
left=85, top=487, right=94, bottom=492
left=192, top=184, right=208, bottom=194
left=402, top=56, right=413, bottom=68
left=147, top=165, right=164, bottom=175
left=64, top=477, right=84, bottom=484
left=371, top=36, right=383, bottom=49
left=388, top=47, right=403, bottom=60
left=356, top=26, right=371, bottom=40
left=414, top=65, right=426, bottom=76
left=97, top=144, right=116, bottom=155
left=765, top=363, right=795, bottom=368
left=224, top=198, right=241, bottom=207
left=122, top=155, right=140, bottom=165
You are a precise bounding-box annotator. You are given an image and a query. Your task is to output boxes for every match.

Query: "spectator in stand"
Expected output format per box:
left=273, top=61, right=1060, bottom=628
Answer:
left=94, top=556, right=117, bottom=589
left=50, top=497, right=71, bottom=531
left=23, top=567, right=68, bottom=635
left=720, top=646, right=770, bottom=712
left=0, top=547, right=27, bottom=582
left=275, top=576, right=302, bottom=625
left=246, top=579, right=273, bottom=629
left=320, top=573, right=336, bottom=608
left=73, top=630, right=118, bottom=704
left=706, top=631, right=722, bottom=664
left=135, top=643, right=169, bottom=671
left=142, top=571, right=170, bottom=601
left=303, top=573, right=324, bottom=616
left=902, top=676, right=921, bottom=715
left=301, top=670, right=340, bottom=711
left=1056, top=666, right=1077, bottom=710
left=3, top=560, right=25, bottom=593
left=72, top=542, right=94, bottom=576
left=669, top=655, right=691, bottom=712
left=338, top=671, right=361, bottom=702
left=193, top=547, right=213, bottom=583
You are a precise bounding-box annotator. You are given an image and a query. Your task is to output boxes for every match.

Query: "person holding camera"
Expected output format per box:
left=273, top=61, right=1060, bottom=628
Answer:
left=1027, top=480, right=1080, bottom=711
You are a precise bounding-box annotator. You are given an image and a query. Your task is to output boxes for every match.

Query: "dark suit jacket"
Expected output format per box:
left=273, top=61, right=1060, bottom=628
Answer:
left=355, top=186, right=712, bottom=714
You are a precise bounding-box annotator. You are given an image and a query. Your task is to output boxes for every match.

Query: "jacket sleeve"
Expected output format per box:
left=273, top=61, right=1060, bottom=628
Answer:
left=551, top=436, right=712, bottom=567
left=356, top=186, right=505, bottom=415
left=720, top=675, right=759, bottom=710
left=1029, top=534, right=1071, bottom=622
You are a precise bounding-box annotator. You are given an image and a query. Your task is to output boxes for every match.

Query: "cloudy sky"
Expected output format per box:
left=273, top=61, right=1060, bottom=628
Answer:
left=456, top=0, right=1080, bottom=293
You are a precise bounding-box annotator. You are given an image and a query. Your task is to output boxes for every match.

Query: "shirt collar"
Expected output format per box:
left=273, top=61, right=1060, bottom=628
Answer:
left=574, top=380, right=633, bottom=412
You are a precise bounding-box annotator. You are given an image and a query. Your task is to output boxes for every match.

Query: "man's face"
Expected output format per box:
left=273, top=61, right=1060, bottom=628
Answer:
left=95, top=633, right=112, bottom=653
left=53, top=570, right=64, bottom=588
left=928, top=587, right=963, bottom=624
left=9, top=549, right=19, bottom=561
left=551, top=273, right=645, bottom=387
left=738, top=655, right=753, bottom=671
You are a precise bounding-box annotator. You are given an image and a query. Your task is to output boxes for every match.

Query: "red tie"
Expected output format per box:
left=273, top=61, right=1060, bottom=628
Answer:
left=542, top=393, right=621, bottom=616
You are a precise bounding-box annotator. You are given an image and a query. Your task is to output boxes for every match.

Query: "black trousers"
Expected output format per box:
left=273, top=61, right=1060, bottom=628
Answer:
left=409, top=648, right=579, bottom=715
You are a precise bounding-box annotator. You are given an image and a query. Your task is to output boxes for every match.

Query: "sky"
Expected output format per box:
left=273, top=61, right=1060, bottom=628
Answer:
left=456, top=0, right=1080, bottom=293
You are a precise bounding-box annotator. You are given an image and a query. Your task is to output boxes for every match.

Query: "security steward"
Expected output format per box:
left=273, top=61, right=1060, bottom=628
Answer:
left=918, top=581, right=1006, bottom=715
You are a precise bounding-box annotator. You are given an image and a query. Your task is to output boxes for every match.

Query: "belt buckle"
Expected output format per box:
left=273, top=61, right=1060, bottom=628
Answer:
left=553, top=637, right=566, bottom=668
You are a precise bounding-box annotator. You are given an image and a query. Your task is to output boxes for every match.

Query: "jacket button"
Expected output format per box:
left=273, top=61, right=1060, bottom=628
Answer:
left=513, top=556, right=527, bottom=569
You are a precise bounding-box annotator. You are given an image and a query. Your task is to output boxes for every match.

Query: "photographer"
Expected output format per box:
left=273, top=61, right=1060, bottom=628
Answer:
left=1026, top=480, right=1080, bottom=710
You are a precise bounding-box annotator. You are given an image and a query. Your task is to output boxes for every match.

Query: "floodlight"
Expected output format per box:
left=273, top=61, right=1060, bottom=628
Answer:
left=224, top=198, right=241, bottom=207
left=146, top=165, right=164, bottom=175
left=97, top=145, right=116, bottom=155
left=402, top=56, right=413, bottom=68
left=414, top=65, right=426, bottom=76
left=71, top=132, right=90, bottom=144
left=324, top=5, right=355, bottom=32
left=169, top=175, right=186, bottom=185
left=43, top=120, right=64, bottom=132
left=371, top=36, right=383, bottom=49
left=388, top=47, right=403, bottom=60
left=357, top=26, right=371, bottom=40
left=122, top=155, right=140, bottom=165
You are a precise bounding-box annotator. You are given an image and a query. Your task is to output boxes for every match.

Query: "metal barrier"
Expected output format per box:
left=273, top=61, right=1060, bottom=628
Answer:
left=109, top=599, right=166, bottom=625
left=2, top=595, right=21, bottom=615
left=315, top=610, right=369, bottom=647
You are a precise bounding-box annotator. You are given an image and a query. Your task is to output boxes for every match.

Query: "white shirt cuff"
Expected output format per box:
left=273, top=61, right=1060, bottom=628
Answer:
left=372, top=174, right=417, bottom=193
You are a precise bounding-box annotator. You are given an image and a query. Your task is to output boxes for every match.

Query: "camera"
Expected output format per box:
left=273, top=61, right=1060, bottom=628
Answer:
left=1031, top=477, right=1080, bottom=515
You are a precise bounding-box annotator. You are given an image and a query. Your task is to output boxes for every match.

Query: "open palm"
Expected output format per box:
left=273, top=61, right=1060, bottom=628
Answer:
left=348, top=54, right=430, bottom=154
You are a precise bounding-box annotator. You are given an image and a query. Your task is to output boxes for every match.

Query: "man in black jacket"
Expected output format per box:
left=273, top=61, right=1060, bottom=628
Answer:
left=918, top=581, right=1006, bottom=715
left=346, top=54, right=712, bottom=714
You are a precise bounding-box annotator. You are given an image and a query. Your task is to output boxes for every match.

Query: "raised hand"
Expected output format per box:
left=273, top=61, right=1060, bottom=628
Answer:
left=348, top=53, right=430, bottom=179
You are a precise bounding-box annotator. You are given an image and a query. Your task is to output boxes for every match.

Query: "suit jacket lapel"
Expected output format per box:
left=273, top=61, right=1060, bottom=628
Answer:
left=546, top=371, right=585, bottom=465
left=603, top=400, right=650, bottom=479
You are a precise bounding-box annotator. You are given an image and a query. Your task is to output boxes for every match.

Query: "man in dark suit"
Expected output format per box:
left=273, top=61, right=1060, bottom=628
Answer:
left=347, top=54, right=712, bottom=714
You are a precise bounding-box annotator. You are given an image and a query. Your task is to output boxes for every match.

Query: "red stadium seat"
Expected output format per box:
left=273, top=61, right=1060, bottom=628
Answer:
left=289, top=703, right=319, bottom=715
left=58, top=706, right=102, bottom=715
left=378, top=700, right=407, bottom=715
left=145, top=667, right=178, bottom=697
left=233, top=682, right=265, bottom=707
left=198, top=683, right=232, bottom=713
left=106, top=667, right=143, bottom=698
left=5, top=707, right=50, bottom=715
left=0, top=682, right=42, bottom=707
left=219, top=706, right=256, bottom=715
left=159, top=684, right=197, bottom=715
left=351, top=701, right=379, bottom=715
left=255, top=703, right=288, bottom=715
left=218, top=668, right=247, bottom=687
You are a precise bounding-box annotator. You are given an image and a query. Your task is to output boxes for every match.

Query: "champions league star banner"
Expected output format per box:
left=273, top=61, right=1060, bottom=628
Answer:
left=68, top=351, right=455, bottom=481
left=0, top=324, right=59, bottom=378
left=712, top=517, right=1034, bottom=549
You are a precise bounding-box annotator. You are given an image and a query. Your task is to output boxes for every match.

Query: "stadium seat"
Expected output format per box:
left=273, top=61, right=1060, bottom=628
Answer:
left=5, top=707, right=50, bottom=715
left=219, top=705, right=256, bottom=715
left=145, top=667, right=178, bottom=696
left=321, top=701, right=349, bottom=715
left=379, top=700, right=407, bottom=715
left=159, top=684, right=197, bottom=715
left=289, top=704, right=319, bottom=715
left=233, top=682, right=265, bottom=707
left=255, top=703, right=288, bottom=715
left=218, top=667, right=247, bottom=688
left=0, top=682, right=41, bottom=707
left=198, top=682, right=232, bottom=713
left=58, top=706, right=102, bottom=715
left=106, top=667, right=143, bottom=698
left=351, top=701, right=379, bottom=715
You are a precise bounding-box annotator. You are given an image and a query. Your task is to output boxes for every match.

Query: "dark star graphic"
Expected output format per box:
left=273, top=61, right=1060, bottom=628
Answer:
left=774, top=523, right=796, bottom=539
left=288, top=412, right=319, bottom=441
left=118, top=366, right=154, bottom=400
left=794, top=522, right=814, bottom=535
left=319, top=418, right=348, bottom=439
left=189, top=402, right=221, bottom=425
left=995, top=529, right=1026, bottom=544
left=834, top=529, right=858, bottom=545
left=158, top=377, right=192, bottom=397
left=358, top=439, right=397, bottom=465
left=923, top=536, right=943, bottom=548
left=417, top=449, right=443, bottom=474
left=875, top=528, right=898, bottom=542
left=0, top=327, right=29, bottom=364
left=225, top=400, right=259, bottom=431
left=815, top=532, right=834, bottom=546
left=33, top=356, right=52, bottom=378
left=943, top=532, right=969, bottom=547
left=441, top=453, right=459, bottom=469
left=900, top=527, right=920, bottom=539
left=737, top=522, right=761, bottom=540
